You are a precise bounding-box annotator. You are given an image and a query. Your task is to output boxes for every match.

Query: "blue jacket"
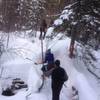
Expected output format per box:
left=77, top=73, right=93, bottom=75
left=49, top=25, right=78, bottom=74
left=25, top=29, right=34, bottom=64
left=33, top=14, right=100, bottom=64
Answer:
left=44, top=52, right=54, bottom=64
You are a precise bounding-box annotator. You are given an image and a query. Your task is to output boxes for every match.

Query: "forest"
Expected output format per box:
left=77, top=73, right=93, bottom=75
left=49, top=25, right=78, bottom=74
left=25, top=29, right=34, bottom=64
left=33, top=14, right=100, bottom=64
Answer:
left=0, top=0, right=100, bottom=100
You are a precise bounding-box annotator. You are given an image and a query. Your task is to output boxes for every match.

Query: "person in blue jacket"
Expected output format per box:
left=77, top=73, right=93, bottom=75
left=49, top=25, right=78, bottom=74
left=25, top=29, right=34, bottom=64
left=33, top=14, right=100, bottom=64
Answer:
left=42, top=49, right=54, bottom=72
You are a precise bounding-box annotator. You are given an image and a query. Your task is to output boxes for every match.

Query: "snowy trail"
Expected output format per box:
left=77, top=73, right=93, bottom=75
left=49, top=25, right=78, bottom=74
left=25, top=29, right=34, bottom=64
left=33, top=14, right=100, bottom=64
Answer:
left=0, top=36, right=99, bottom=100
left=50, top=39, right=98, bottom=100
left=27, top=38, right=98, bottom=100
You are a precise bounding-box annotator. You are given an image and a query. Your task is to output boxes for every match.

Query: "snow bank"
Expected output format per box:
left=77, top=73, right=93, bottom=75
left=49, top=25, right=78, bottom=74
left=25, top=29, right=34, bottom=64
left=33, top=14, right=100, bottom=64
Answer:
left=46, top=27, right=54, bottom=36
left=0, top=91, right=26, bottom=100
left=75, top=73, right=98, bottom=100
left=50, top=38, right=99, bottom=100
left=1, top=60, right=32, bottom=82
left=27, top=65, right=42, bottom=93
left=0, top=30, right=99, bottom=100
left=92, top=50, right=100, bottom=59
left=54, top=19, right=63, bottom=26
left=29, top=93, right=48, bottom=100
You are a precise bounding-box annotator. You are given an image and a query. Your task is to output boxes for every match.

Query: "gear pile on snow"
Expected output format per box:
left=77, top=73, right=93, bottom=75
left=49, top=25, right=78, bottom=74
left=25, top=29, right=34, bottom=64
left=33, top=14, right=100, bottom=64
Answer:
left=2, top=78, right=27, bottom=96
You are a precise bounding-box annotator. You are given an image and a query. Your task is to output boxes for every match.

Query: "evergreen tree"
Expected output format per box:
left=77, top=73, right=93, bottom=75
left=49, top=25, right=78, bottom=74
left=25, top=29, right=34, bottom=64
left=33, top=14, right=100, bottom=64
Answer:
left=54, top=0, right=100, bottom=50
left=0, top=0, right=46, bottom=32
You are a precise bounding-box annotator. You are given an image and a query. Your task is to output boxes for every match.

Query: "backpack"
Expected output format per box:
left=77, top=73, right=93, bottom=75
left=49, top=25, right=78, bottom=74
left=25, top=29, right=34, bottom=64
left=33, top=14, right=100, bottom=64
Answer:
left=62, top=70, right=68, bottom=82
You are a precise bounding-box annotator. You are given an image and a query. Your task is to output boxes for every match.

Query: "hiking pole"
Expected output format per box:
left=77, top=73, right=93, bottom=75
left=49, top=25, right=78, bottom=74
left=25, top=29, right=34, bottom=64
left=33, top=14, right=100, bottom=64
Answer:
left=41, top=36, right=44, bottom=67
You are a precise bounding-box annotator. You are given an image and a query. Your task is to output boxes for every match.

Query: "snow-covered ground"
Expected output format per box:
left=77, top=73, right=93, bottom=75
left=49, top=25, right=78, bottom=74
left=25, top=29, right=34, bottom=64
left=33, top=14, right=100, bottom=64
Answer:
left=0, top=31, right=99, bottom=100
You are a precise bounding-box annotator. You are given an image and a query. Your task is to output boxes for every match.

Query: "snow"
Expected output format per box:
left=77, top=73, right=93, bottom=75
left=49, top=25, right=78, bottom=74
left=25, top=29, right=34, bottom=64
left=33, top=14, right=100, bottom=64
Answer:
left=53, top=8, right=73, bottom=26
left=64, top=4, right=72, bottom=9
left=71, top=22, right=77, bottom=25
left=46, top=27, right=54, bottom=36
left=98, top=27, right=100, bottom=31
left=27, top=65, right=43, bottom=94
left=28, top=93, right=48, bottom=100
left=0, top=91, right=26, bottom=100
left=93, top=9, right=99, bottom=14
left=60, top=9, right=72, bottom=20
left=0, top=32, right=99, bottom=100
left=54, top=19, right=63, bottom=26
left=0, top=1, right=100, bottom=100
left=76, top=74, right=98, bottom=100
left=92, top=50, right=100, bottom=59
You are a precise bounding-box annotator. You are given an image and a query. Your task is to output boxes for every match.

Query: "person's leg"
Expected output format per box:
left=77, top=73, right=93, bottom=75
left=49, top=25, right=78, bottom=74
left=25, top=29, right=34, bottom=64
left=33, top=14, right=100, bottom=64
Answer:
left=52, top=82, right=63, bottom=100
left=52, top=91, right=59, bottom=100
left=52, top=85, right=59, bottom=100
left=43, top=29, right=46, bottom=39
left=39, top=31, right=42, bottom=39
left=57, top=83, right=63, bottom=100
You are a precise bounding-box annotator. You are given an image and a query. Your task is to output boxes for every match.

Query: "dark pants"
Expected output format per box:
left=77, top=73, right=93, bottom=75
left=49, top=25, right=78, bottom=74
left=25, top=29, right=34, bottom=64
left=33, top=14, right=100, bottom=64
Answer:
left=39, top=31, right=46, bottom=39
left=52, top=81, right=64, bottom=100
left=41, top=65, right=48, bottom=72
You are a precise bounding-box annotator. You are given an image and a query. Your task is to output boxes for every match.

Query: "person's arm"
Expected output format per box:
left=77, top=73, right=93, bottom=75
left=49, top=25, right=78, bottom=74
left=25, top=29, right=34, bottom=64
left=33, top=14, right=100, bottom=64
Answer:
left=34, top=61, right=43, bottom=65
left=44, top=54, right=48, bottom=63
left=44, top=67, right=55, bottom=76
left=35, top=55, right=47, bottom=65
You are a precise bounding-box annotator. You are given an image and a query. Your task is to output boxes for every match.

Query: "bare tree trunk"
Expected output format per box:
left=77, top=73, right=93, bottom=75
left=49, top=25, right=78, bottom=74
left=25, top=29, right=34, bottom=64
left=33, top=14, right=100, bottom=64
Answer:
left=69, top=25, right=76, bottom=58
left=6, top=32, right=10, bottom=48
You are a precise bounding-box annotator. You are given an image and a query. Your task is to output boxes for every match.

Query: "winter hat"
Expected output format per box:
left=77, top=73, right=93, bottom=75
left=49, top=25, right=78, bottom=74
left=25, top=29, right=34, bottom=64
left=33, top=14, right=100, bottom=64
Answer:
left=55, top=60, right=60, bottom=66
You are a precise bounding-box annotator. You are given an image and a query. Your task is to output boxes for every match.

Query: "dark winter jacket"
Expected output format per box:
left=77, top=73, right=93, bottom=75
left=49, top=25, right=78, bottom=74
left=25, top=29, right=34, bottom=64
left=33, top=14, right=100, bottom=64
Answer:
left=44, top=52, right=54, bottom=64
left=51, top=66, right=68, bottom=83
